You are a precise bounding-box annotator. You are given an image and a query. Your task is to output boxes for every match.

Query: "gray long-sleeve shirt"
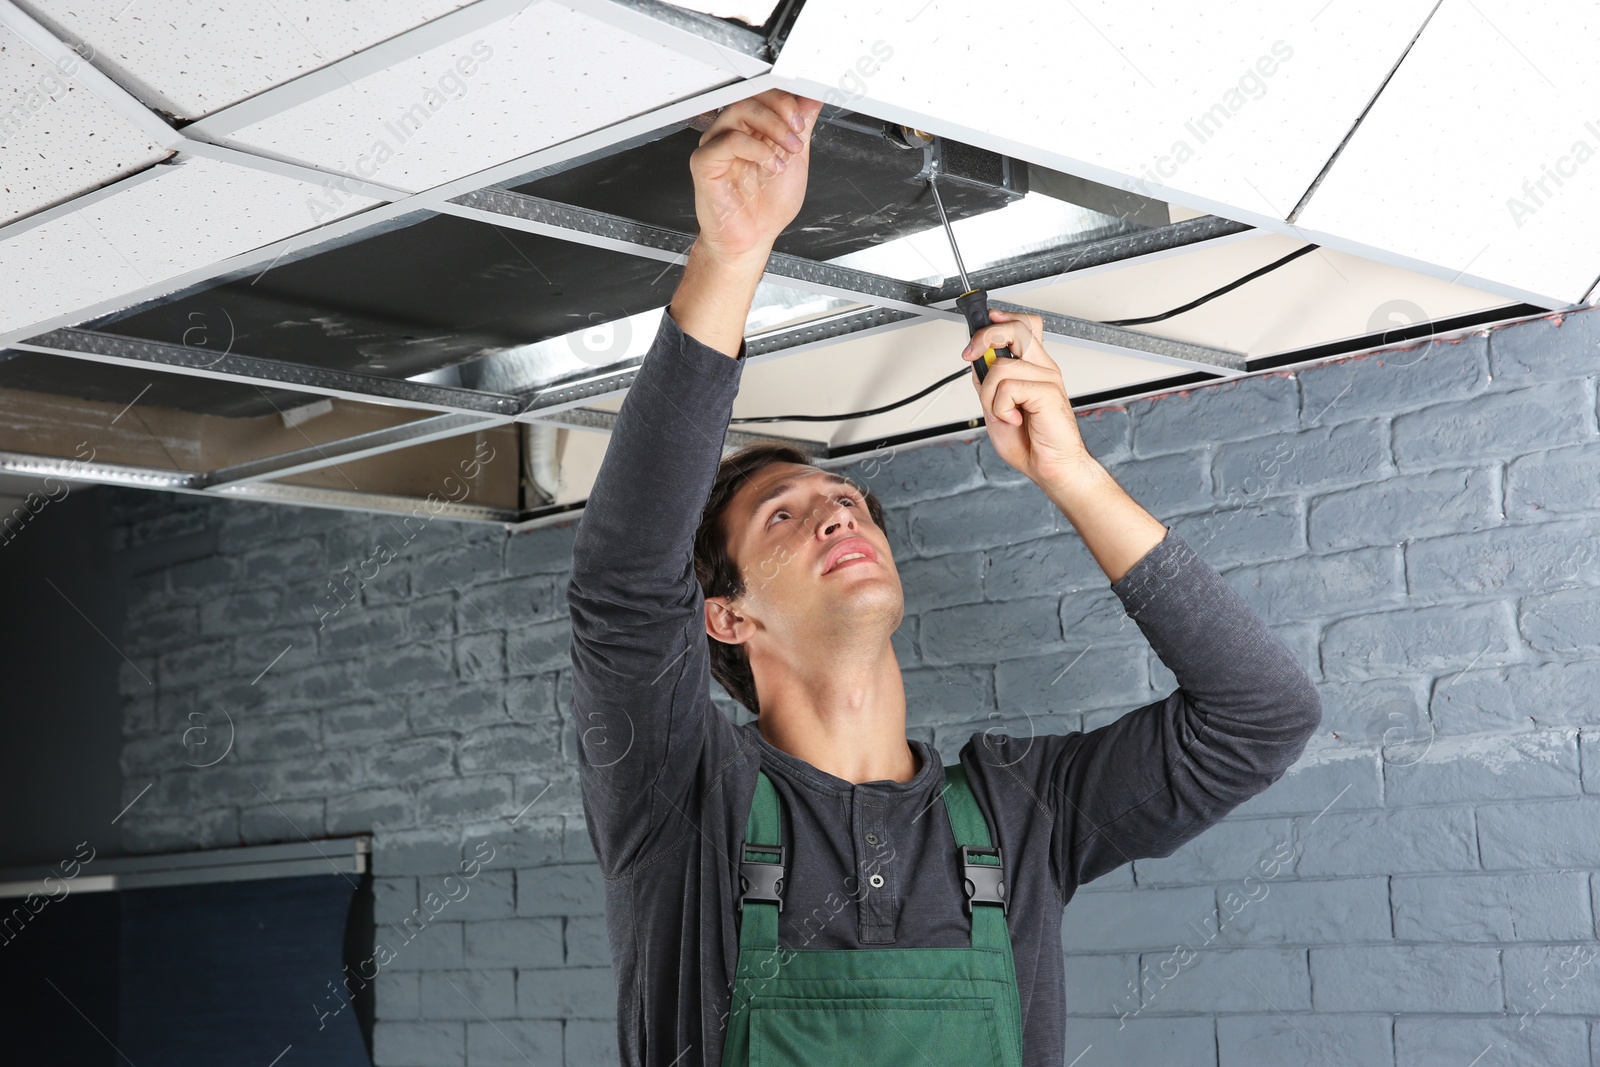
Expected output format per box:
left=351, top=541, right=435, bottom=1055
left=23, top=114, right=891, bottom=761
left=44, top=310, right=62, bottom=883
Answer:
left=565, top=309, right=1322, bottom=1067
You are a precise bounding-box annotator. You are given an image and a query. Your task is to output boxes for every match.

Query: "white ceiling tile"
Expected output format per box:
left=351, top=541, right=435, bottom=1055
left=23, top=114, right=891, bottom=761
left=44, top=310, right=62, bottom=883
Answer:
left=0, top=23, right=167, bottom=226
left=16, top=0, right=475, bottom=119
left=772, top=0, right=1437, bottom=223
left=0, top=154, right=380, bottom=335
left=217, top=2, right=735, bottom=194
left=1295, top=0, right=1600, bottom=306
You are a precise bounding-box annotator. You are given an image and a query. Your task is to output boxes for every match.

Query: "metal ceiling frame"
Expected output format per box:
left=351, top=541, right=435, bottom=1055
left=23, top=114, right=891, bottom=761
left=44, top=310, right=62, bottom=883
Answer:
left=436, top=187, right=1248, bottom=371
left=203, top=412, right=513, bottom=490
left=0, top=75, right=786, bottom=347
left=1, top=0, right=1539, bottom=529
left=1, top=196, right=1257, bottom=518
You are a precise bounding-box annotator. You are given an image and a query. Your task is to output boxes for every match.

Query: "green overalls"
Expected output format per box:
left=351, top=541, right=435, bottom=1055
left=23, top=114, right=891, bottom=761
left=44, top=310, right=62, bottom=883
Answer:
left=720, top=761, right=1026, bottom=1067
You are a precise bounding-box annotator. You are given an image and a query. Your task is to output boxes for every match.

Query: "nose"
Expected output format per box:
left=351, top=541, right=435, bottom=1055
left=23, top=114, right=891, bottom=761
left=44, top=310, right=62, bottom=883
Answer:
left=816, top=492, right=857, bottom=538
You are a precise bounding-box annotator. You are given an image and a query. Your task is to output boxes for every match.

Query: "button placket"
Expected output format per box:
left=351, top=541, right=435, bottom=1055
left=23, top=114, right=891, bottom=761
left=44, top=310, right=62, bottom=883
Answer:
left=855, top=791, right=898, bottom=943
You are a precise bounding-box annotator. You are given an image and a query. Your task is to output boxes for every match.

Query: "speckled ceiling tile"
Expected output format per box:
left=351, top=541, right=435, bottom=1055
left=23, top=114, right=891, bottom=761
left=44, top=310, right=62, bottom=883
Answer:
left=0, top=23, right=168, bottom=227
left=0, top=153, right=380, bottom=335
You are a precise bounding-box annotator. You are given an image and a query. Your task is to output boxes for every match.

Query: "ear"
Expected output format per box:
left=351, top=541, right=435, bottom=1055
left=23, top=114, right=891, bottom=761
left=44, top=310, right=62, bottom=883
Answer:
left=704, top=595, right=745, bottom=644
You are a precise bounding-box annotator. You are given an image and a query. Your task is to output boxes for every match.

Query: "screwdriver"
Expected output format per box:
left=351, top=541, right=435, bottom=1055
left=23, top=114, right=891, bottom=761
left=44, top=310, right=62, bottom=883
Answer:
left=928, top=170, right=1019, bottom=385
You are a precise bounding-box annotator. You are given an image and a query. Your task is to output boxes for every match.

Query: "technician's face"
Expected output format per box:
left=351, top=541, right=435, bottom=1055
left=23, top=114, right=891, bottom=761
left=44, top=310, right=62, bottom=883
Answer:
left=714, top=462, right=902, bottom=644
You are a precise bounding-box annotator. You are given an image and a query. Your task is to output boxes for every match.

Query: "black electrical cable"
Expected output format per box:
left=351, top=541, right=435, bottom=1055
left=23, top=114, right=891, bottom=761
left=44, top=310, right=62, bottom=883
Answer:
left=1102, top=244, right=1318, bottom=326
left=729, top=243, right=1319, bottom=425
left=730, top=364, right=972, bottom=424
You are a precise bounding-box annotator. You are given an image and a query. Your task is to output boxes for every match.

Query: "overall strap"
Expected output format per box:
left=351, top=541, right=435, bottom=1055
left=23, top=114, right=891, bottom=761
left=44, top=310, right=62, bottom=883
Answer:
left=736, top=770, right=784, bottom=952
left=942, top=762, right=1011, bottom=952
left=736, top=764, right=1012, bottom=953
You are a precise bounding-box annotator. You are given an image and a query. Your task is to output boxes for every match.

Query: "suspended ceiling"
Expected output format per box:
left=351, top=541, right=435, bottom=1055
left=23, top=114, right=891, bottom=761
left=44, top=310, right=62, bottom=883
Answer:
left=0, top=0, right=1588, bottom=526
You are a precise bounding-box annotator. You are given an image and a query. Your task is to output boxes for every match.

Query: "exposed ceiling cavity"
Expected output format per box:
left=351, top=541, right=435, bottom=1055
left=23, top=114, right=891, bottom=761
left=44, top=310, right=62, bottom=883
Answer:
left=0, top=0, right=1578, bottom=528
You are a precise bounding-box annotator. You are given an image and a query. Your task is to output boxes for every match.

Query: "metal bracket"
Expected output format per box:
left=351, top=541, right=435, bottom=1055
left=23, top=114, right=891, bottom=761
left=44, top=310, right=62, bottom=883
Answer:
left=960, top=844, right=1007, bottom=916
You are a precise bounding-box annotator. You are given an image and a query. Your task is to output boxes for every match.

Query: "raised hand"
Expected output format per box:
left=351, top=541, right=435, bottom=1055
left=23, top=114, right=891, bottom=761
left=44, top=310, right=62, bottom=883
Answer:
left=960, top=309, right=1096, bottom=490
left=688, top=89, right=825, bottom=264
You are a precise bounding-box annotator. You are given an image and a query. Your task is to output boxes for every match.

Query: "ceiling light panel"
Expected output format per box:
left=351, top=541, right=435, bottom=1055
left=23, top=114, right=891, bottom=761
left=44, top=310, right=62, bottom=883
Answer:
left=0, top=22, right=168, bottom=226
left=215, top=2, right=738, bottom=194
left=830, top=190, right=1136, bottom=287
left=14, top=0, right=475, bottom=120
left=0, top=155, right=381, bottom=336
left=1293, top=0, right=1600, bottom=307
left=771, top=0, right=1437, bottom=224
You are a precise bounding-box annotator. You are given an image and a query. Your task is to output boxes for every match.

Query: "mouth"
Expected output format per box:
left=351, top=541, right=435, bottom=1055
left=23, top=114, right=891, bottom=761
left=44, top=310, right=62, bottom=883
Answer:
left=822, top=538, right=878, bottom=575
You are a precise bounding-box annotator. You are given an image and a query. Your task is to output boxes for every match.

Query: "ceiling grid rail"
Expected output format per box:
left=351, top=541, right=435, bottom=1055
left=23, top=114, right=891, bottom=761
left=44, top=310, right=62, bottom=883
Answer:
left=438, top=189, right=1248, bottom=370
left=2, top=0, right=1564, bottom=528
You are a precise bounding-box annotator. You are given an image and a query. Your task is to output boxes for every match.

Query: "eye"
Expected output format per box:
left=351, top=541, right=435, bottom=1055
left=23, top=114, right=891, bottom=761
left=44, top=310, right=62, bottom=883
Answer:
left=765, top=494, right=860, bottom=528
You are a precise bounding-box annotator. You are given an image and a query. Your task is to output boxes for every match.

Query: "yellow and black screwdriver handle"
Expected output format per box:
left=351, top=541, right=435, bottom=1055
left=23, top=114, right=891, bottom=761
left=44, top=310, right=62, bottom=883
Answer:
left=957, top=288, right=1021, bottom=385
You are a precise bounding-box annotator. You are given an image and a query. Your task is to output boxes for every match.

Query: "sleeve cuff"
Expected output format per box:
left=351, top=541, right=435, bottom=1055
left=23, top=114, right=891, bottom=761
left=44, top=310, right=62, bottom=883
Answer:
left=661, top=307, right=748, bottom=372
left=1108, top=526, right=1195, bottom=615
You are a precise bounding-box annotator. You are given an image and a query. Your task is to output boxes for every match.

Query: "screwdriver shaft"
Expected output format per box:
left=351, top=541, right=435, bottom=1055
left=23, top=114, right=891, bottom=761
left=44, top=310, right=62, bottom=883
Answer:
left=928, top=174, right=971, bottom=293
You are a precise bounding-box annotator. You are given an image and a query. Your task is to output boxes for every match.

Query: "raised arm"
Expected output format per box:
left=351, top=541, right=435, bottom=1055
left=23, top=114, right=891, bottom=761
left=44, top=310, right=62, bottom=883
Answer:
left=954, top=311, right=1322, bottom=891
left=1037, top=517, right=1323, bottom=889
left=566, top=90, right=823, bottom=878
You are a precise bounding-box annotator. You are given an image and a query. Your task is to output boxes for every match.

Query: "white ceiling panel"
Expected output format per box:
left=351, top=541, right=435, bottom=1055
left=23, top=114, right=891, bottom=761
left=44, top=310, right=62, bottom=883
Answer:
left=1008, top=232, right=1514, bottom=359
left=15, top=0, right=475, bottom=120
left=0, top=22, right=167, bottom=226
left=215, top=1, right=736, bottom=195
left=1294, top=0, right=1600, bottom=307
left=771, top=0, right=1436, bottom=225
left=0, top=154, right=380, bottom=335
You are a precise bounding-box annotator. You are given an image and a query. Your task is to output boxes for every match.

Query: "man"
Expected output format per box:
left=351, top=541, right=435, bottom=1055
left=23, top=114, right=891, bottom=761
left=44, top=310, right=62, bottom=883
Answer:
left=566, top=88, right=1321, bottom=1067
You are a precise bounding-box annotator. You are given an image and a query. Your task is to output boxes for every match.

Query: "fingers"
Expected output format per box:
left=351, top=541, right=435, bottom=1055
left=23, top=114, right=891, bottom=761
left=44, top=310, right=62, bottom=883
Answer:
left=751, top=89, right=822, bottom=146
left=965, top=310, right=1053, bottom=370
left=989, top=375, right=1066, bottom=427
left=694, top=129, right=790, bottom=177
left=992, top=309, right=1045, bottom=350
left=966, top=352, right=1054, bottom=423
left=700, top=92, right=807, bottom=157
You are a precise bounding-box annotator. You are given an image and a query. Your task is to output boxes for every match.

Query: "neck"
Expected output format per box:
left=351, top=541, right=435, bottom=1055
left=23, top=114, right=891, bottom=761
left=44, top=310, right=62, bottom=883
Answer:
left=752, top=639, right=917, bottom=784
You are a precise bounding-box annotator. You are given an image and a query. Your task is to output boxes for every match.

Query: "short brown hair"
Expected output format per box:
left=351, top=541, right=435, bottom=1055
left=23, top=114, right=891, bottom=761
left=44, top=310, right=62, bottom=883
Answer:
left=693, top=443, right=886, bottom=715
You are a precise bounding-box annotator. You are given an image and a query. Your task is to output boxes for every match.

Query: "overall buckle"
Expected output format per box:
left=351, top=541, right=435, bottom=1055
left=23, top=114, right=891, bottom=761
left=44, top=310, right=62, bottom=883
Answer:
left=960, top=844, right=1007, bottom=916
left=738, top=842, right=786, bottom=913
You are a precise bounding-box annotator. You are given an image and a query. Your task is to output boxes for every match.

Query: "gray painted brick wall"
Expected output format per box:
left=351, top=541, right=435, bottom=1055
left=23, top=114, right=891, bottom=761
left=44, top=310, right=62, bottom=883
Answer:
left=108, top=306, right=1600, bottom=1066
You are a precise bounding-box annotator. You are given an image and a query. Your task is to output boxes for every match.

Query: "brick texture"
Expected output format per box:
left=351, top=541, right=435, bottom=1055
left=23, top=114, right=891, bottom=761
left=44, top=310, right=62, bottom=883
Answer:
left=108, top=307, right=1600, bottom=1064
